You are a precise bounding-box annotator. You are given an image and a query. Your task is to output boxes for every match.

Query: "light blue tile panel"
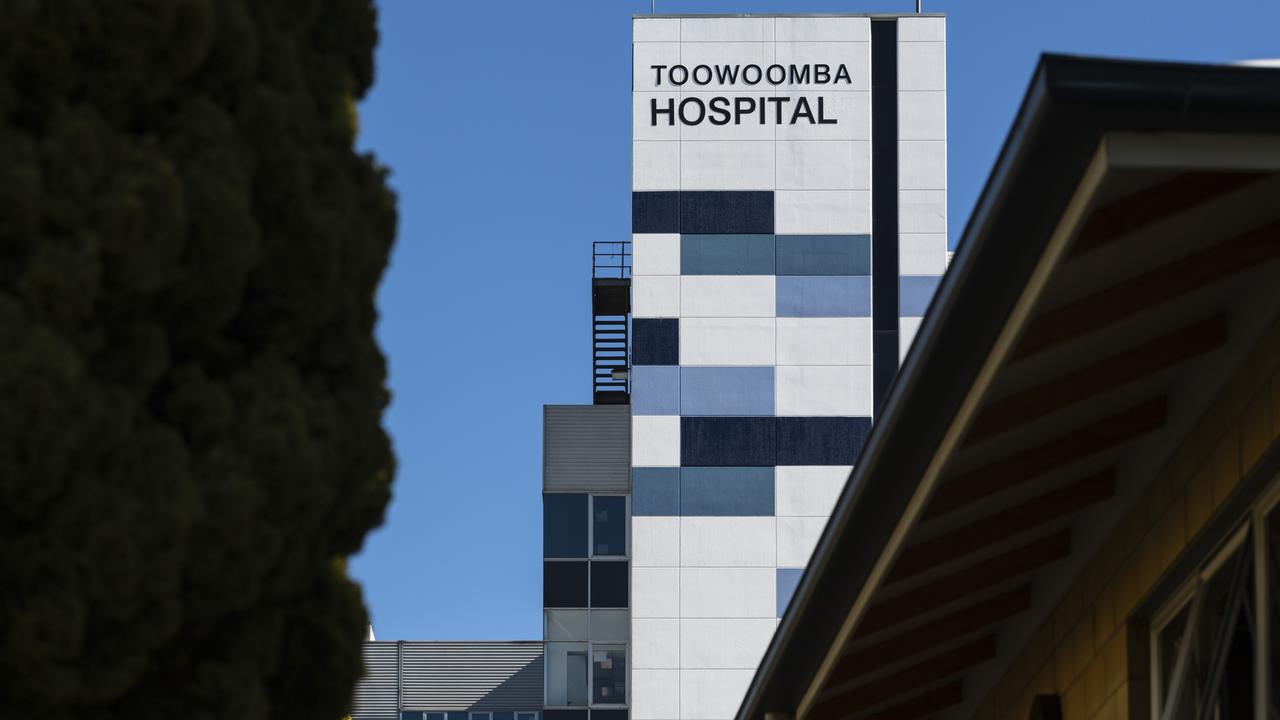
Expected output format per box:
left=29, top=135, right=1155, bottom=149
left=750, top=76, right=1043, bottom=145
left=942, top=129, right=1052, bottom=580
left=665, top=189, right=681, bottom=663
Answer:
left=630, top=365, right=679, bottom=415
left=776, top=275, right=872, bottom=317
left=632, top=468, right=680, bottom=515
left=679, top=367, right=775, bottom=416
left=680, top=234, right=776, bottom=275
left=776, top=568, right=804, bottom=617
left=679, top=467, right=774, bottom=516
left=775, top=235, right=871, bottom=276
left=900, top=275, right=943, bottom=316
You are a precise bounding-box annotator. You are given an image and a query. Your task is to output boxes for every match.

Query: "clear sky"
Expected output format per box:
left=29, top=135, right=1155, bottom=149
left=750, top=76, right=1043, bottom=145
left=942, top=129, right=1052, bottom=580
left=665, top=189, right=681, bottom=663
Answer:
left=349, top=0, right=1280, bottom=640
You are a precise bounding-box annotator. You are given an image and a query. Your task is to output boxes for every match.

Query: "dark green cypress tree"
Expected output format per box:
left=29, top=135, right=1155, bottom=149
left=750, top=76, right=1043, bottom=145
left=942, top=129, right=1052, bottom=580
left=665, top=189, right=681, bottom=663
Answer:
left=0, top=2, right=397, bottom=718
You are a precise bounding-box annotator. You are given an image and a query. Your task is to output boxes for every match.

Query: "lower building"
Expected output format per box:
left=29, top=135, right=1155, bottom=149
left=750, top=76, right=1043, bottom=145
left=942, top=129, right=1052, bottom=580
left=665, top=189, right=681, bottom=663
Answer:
left=352, top=642, right=544, bottom=720
left=736, top=54, right=1280, bottom=720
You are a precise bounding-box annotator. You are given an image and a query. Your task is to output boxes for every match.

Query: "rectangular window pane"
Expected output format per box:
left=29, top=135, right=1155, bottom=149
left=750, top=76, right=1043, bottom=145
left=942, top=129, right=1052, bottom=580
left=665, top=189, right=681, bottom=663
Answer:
left=592, top=645, right=627, bottom=705
left=590, top=610, right=629, bottom=642
left=426, top=714, right=446, bottom=720
left=590, top=561, right=629, bottom=609
left=515, top=714, right=537, bottom=720
left=471, top=713, right=492, bottom=720
left=545, top=561, right=589, bottom=608
left=546, top=642, right=589, bottom=706
left=546, top=610, right=589, bottom=641
left=545, top=494, right=588, bottom=558
left=593, top=496, right=627, bottom=556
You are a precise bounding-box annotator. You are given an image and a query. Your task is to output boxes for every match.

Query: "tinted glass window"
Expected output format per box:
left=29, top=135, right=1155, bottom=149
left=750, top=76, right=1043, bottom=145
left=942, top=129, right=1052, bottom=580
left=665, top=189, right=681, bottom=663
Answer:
left=593, top=496, right=626, bottom=556
left=545, top=561, right=589, bottom=608
left=590, top=561, right=628, bottom=609
left=545, top=494, right=588, bottom=558
left=592, top=645, right=627, bottom=705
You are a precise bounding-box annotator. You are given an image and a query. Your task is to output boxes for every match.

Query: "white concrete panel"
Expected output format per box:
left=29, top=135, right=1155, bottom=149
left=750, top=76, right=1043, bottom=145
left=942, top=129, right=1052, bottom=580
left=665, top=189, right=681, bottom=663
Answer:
left=633, top=233, right=681, bottom=276
left=680, top=140, right=775, bottom=190
left=678, top=43, right=775, bottom=90
left=775, top=17, right=870, bottom=42
left=633, top=275, right=680, bottom=318
left=897, top=16, right=947, bottom=42
left=776, top=365, right=872, bottom=417
left=634, top=17, right=681, bottom=42
left=776, top=466, right=850, bottom=517
left=634, top=92, right=682, bottom=141
left=773, top=42, right=870, bottom=91
left=775, top=190, right=871, bottom=234
left=900, top=316, right=924, bottom=362
left=680, top=619, right=777, bottom=669
left=680, top=276, right=775, bottom=317
left=632, top=415, right=680, bottom=467
left=775, top=92, right=870, bottom=141
left=898, top=91, right=947, bottom=140
left=633, top=619, right=680, bottom=668
left=633, top=517, right=681, bottom=567
left=777, top=515, right=827, bottom=567
left=680, top=318, right=776, bottom=366
left=776, top=141, right=870, bottom=191
left=633, top=567, right=681, bottom=617
left=900, top=233, right=947, bottom=275
left=680, top=568, right=776, bottom=618
left=633, top=141, right=680, bottom=191
left=776, top=317, right=872, bottom=365
left=679, top=91, right=778, bottom=142
left=899, top=189, right=948, bottom=234
left=634, top=42, right=682, bottom=91
left=899, top=140, right=947, bottom=190
left=898, top=41, right=946, bottom=91
left=681, top=17, right=772, bottom=42
left=681, top=670, right=756, bottom=720
left=680, top=517, right=776, bottom=567
left=633, top=669, right=681, bottom=720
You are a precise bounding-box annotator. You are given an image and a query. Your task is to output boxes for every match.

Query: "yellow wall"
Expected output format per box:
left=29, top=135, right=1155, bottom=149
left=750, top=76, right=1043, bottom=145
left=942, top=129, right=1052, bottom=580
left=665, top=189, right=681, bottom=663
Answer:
left=971, top=312, right=1280, bottom=720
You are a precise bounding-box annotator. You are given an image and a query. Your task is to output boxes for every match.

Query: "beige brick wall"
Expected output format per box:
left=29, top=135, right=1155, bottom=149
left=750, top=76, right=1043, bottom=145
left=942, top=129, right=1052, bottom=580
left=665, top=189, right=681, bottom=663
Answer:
left=970, top=312, right=1280, bottom=720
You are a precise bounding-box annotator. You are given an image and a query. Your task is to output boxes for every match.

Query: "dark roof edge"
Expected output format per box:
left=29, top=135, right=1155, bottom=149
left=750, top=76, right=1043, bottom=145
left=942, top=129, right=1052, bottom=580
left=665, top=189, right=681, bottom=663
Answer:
left=736, top=53, right=1280, bottom=720
left=734, top=55, right=1061, bottom=720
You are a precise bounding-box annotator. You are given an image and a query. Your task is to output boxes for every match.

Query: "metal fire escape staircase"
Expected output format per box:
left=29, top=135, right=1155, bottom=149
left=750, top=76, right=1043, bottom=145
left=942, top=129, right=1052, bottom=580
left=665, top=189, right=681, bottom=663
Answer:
left=592, top=242, right=631, bottom=405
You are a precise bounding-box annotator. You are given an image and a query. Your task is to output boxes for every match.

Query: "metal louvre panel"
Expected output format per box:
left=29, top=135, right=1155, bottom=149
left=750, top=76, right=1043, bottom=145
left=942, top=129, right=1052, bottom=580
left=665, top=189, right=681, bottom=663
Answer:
left=352, top=642, right=399, bottom=720
left=400, top=641, right=544, bottom=711
left=543, top=405, right=631, bottom=493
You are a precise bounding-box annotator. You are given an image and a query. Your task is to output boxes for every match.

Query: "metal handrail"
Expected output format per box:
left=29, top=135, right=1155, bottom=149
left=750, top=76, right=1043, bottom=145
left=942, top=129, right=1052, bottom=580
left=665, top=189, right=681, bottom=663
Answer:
left=592, top=241, right=632, bottom=279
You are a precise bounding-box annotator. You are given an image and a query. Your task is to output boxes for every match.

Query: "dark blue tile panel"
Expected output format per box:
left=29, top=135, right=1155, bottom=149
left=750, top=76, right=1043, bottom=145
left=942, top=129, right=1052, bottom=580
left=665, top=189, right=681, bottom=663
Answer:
left=776, top=417, right=871, bottom=466
left=775, top=235, right=871, bottom=276
left=776, top=568, right=804, bottom=618
left=632, top=468, right=680, bottom=516
left=633, top=191, right=679, bottom=233
left=680, top=234, right=776, bottom=275
left=632, top=318, right=678, bottom=366
left=680, top=467, right=775, bottom=516
left=776, top=276, right=872, bottom=317
left=680, top=191, right=774, bottom=234
left=681, top=417, right=777, bottom=467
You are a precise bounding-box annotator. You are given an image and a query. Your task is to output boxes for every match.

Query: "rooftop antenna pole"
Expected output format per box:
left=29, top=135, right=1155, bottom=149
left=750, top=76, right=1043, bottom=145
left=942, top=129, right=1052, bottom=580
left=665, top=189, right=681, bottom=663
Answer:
left=916, top=0, right=922, bottom=12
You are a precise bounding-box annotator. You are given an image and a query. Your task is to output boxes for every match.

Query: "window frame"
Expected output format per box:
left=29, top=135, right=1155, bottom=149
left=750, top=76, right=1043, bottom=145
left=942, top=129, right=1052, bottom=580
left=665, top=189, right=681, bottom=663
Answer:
left=1148, top=475, right=1280, bottom=720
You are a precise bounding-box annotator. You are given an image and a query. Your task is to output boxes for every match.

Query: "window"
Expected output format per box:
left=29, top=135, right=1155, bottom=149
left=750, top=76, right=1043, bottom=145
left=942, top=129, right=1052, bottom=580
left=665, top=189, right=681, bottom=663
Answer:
left=544, top=561, right=588, bottom=608
left=592, top=645, right=627, bottom=705
left=546, top=642, right=590, bottom=706
left=545, top=494, right=588, bottom=558
left=1151, top=477, right=1280, bottom=720
left=590, top=561, right=629, bottom=609
left=471, top=713, right=491, bottom=720
left=593, top=496, right=627, bottom=556
left=516, top=713, right=538, bottom=720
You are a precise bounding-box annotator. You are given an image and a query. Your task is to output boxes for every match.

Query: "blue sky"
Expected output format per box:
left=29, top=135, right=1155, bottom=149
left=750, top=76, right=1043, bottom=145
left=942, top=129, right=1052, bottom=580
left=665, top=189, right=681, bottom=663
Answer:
left=350, top=0, right=1280, bottom=640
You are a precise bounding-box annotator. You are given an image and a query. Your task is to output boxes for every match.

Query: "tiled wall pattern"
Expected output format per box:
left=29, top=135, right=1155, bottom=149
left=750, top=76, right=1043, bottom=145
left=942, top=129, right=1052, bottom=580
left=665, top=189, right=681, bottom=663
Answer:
left=630, top=16, right=946, bottom=720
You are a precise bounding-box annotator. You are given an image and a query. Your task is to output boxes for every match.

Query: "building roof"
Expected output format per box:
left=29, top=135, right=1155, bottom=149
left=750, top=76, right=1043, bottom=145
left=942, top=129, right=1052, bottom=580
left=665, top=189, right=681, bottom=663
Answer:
left=737, top=54, right=1280, bottom=720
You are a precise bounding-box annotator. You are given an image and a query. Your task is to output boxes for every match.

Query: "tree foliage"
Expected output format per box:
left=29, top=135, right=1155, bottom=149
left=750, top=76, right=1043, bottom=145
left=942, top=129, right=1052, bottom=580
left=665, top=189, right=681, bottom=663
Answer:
left=0, top=1, right=397, bottom=717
